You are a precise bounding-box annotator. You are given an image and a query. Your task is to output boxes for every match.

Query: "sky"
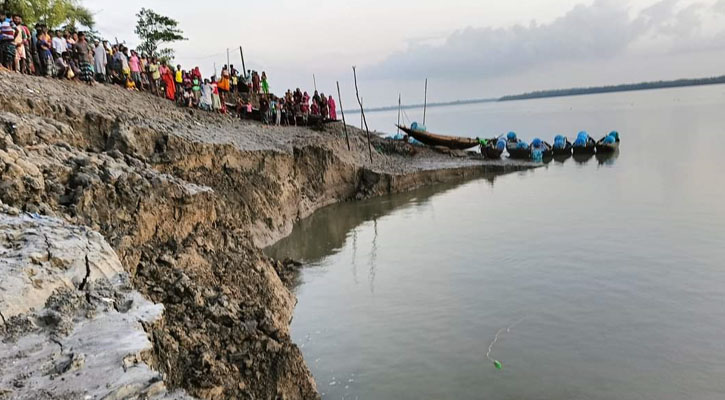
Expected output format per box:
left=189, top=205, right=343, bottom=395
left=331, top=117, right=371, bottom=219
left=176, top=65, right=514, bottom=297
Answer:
left=84, top=0, right=725, bottom=107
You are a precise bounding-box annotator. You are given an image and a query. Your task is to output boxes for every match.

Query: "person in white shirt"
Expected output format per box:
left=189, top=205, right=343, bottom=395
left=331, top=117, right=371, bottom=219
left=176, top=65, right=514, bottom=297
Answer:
left=51, top=30, right=66, bottom=58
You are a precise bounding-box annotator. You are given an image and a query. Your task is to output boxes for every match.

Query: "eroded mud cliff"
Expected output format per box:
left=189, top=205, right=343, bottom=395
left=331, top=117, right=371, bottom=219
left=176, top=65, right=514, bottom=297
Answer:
left=0, top=71, right=532, bottom=399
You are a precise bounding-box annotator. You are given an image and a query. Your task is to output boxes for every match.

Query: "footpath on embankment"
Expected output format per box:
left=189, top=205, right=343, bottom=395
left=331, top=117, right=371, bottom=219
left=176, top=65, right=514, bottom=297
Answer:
left=0, top=71, right=536, bottom=400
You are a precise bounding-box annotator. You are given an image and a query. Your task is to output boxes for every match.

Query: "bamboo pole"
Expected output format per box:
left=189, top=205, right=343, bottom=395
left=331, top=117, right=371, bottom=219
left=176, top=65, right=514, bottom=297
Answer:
left=360, top=97, right=364, bottom=130
left=397, top=93, right=401, bottom=135
left=336, top=81, right=350, bottom=151
left=239, top=46, right=247, bottom=77
left=226, top=48, right=230, bottom=70
left=313, top=74, right=317, bottom=92
left=423, top=78, right=428, bottom=125
left=352, top=66, right=373, bottom=163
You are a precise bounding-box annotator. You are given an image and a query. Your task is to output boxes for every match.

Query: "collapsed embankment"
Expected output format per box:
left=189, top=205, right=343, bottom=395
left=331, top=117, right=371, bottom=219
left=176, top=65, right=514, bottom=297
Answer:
left=0, top=71, right=534, bottom=399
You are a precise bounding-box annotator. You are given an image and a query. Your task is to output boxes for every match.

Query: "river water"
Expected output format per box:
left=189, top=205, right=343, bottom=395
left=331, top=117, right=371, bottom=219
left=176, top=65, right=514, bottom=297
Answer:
left=267, top=86, right=725, bottom=399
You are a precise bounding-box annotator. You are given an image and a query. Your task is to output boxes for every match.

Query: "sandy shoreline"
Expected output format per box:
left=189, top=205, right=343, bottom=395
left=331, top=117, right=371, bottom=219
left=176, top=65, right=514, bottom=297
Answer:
left=0, top=71, right=536, bottom=399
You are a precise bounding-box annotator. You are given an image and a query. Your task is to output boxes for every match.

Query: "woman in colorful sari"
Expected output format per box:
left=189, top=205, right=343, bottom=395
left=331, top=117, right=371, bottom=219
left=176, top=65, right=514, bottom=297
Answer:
left=320, top=93, right=329, bottom=119
left=73, top=32, right=93, bottom=85
left=328, top=95, right=337, bottom=120
left=160, top=62, right=176, bottom=101
left=211, top=78, right=222, bottom=112
left=37, top=28, right=54, bottom=77
left=261, top=71, right=269, bottom=95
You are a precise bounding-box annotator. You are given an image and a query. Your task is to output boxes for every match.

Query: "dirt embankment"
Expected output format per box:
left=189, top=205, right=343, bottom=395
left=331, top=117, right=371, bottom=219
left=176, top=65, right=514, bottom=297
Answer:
left=0, top=71, right=534, bottom=399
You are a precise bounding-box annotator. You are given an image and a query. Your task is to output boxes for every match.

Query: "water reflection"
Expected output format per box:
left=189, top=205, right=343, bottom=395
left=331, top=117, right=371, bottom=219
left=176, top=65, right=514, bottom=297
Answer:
left=572, top=152, right=595, bottom=164
left=553, top=154, right=571, bottom=164
left=265, top=175, right=502, bottom=266
left=369, top=218, right=378, bottom=293
left=596, top=150, right=620, bottom=166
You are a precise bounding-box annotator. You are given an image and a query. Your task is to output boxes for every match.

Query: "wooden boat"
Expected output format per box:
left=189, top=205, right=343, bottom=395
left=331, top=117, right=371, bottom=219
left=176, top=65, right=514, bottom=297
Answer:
left=481, top=138, right=504, bottom=159
left=572, top=137, right=596, bottom=155
left=552, top=140, right=572, bottom=156
left=595, top=136, right=620, bottom=153
left=531, top=141, right=554, bottom=158
left=506, top=140, right=531, bottom=159
left=396, top=125, right=479, bottom=150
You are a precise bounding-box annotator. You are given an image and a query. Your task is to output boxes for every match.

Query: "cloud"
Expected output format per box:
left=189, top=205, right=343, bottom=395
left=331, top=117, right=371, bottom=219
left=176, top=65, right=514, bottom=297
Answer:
left=368, top=0, right=725, bottom=81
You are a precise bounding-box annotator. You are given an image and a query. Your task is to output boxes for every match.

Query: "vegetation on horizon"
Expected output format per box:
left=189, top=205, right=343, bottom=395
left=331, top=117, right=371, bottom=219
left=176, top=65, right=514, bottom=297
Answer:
left=363, top=75, right=725, bottom=113
left=499, top=75, right=725, bottom=101
left=134, top=8, right=186, bottom=61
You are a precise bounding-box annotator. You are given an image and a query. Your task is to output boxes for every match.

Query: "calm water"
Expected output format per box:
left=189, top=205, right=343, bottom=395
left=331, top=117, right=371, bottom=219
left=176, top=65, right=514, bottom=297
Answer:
left=267, top=86, right=725, bottom=399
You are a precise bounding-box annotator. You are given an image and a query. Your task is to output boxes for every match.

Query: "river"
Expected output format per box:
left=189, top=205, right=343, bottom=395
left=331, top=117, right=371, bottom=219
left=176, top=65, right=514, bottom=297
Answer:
left=266, top=85, right=725, bottom=399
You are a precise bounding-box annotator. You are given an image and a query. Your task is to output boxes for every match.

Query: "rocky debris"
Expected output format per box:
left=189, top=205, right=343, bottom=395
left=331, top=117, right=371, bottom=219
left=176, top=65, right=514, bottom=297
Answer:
left=0, top=208, right=192, bottom=400
left=0, top=71, right=536, bottom=399
left=271, top=258, right=304, bottom=287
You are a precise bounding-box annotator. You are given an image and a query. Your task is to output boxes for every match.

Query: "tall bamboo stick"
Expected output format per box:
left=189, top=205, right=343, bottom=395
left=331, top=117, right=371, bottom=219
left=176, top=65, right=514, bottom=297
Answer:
left=352, top=66, right=373, bottom=163
left=336, top=81, right=350, bottom=151
left=397, top=93, right=401, bottom=135
left=423, top=78, right=428, bottom=125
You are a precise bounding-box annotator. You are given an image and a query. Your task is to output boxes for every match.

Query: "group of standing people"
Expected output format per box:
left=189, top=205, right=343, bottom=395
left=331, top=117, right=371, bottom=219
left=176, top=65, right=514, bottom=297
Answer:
left=1, top=12, right=95, bottom=83
left=286, top=88, right=338, bottom=120
left=248, top=88, right=337, bottom=127
left=3, top=11, right=342, bottom=125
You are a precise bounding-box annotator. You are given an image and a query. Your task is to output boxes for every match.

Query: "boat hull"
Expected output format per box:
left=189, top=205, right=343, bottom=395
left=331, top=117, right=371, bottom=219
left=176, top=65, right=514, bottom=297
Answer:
left=595, top=137, right=620, bottom=153
left=482, top=145, right=504, bottom=159
left=552, top=142, right=572, bottom=156
left=573, top=138, right=597, bottom=155
left=396, top=125, right=479, bottom=150
left=507, top=145, right=531, bottom=159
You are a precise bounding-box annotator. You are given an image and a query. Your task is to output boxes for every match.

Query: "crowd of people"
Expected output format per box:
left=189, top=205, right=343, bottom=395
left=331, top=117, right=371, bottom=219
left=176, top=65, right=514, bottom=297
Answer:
left=245, top=88, right=337, bottom=126
left=1, top=11, right=337, bottom=126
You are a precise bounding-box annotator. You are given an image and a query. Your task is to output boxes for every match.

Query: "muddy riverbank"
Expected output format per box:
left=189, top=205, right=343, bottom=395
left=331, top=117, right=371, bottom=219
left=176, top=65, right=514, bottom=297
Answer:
left=0, top=71, right=535, bottom=399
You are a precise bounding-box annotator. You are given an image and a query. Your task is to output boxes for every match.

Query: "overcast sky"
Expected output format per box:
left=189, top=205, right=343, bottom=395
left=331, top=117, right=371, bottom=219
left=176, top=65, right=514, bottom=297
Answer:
left=85, top=0, right=725, bottom=107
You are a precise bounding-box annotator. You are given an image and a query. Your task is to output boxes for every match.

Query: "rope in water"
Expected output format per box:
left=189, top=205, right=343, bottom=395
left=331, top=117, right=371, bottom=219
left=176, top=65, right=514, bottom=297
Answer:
left=485, top=316, right=528, bottom=369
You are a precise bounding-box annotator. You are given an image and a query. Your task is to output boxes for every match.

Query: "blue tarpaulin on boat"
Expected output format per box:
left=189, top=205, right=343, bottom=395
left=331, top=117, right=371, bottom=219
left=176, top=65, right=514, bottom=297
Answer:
left=411, top=122, right=426, bottom=132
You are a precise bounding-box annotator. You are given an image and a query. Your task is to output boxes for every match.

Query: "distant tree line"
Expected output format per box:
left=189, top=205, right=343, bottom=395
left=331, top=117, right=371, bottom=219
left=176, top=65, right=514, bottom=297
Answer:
left=499, top=76, right=725, bottom=101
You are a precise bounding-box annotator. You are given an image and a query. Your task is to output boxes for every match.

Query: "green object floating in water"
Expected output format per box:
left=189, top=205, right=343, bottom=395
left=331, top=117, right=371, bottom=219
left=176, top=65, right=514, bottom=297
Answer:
left=494, top=360, right=502, bottom=369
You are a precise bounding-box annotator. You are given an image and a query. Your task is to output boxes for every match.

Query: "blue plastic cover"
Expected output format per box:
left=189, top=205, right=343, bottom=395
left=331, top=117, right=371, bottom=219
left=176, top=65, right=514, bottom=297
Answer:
left=608, top=131, right=619, bottom=140
left=411, top=122, right=426, bottom=131
left=603, top=135, right=616, bottom=144
left=507, top=131, right=517, bottom=141
left=577, top=131, right=589, bottom=140
left=517, top=141, right=529, bottom=149
left=496, top=139, right=506, bottom=150
left=532, top=149, right=543, bottom=162
left=532, top=138, right=542, bottom=147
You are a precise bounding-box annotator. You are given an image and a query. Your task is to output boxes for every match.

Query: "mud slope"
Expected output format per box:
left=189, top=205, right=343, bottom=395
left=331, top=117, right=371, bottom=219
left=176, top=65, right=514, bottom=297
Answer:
left=0, top=71, right=534, bottom=399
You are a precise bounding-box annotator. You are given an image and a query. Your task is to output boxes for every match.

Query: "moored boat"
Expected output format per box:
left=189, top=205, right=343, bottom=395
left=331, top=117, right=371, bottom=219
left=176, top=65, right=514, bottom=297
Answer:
left=552, top=135, right=572, bottom=156
left=480, top=137, right=505, bottom=159
left=504, top=132, right=531, bottom=159
left=396, top=124, right=479, bottom=150
left=572, top=131, right=596, bottom=155
left=530, top=138, right=553, bottom=161
left=596, top=131, right=620, bottom=153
